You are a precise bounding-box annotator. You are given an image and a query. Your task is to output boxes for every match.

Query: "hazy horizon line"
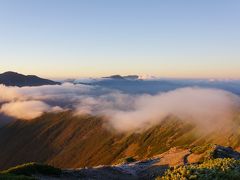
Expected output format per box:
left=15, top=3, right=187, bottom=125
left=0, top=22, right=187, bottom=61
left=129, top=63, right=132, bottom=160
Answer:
left=1, top=70, right=240, bottom=81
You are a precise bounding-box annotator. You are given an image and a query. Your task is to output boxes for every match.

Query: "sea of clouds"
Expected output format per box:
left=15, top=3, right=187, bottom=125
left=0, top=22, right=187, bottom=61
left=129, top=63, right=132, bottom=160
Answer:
left=0, top=83, right=240, bottom=133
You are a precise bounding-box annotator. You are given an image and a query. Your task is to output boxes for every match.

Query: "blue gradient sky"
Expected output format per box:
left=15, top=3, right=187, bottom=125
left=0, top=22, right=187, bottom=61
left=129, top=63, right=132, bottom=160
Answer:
left=0, top=0, right=240, bottom=78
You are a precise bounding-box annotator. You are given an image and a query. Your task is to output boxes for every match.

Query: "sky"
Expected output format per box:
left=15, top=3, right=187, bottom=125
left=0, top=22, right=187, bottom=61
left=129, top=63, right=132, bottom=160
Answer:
left=0, top=0, right=240, bottom=79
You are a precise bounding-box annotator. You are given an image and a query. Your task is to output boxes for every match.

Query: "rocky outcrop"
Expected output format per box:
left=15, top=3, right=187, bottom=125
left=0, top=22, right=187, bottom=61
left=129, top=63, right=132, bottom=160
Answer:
left=211, top=145, right=240, bottom=159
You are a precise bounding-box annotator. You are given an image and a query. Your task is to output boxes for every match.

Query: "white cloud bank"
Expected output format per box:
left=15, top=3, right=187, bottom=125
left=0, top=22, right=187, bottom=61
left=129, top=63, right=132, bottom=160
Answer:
left=0, top=84, right=239, bottom=132
left=0, top=101, right=51, bottom=120
left=106, top=88, right=240, bottom=132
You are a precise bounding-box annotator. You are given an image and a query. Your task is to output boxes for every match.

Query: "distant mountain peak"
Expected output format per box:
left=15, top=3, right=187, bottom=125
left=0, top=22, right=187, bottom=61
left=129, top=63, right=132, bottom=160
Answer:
left=1, top=71, right=22, bottom=76
left=103, top=75, right=139, bottom=80
left=0, top=71, right=60, bottom=87
left=104, top=75, right=125, bottom=80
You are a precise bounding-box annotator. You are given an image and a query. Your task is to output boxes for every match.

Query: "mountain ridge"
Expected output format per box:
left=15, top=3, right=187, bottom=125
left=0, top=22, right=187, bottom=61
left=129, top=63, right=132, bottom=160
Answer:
left=0, top=71, right=60, bottom=87
left=0, top=111, right=240, bottom=171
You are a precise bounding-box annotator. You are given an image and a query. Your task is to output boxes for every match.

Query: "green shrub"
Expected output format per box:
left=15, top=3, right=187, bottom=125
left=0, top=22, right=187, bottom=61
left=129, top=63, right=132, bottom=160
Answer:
left=124, top=157, right=136, bottom=163
left=157, top=158, right=240, bottom=180
left=191, top=144, right=214, bottom=154
left=115, top=156, right=137, bottom=164
left=0, top=173, right=35, bottom=180
left=1, top=162, right=61, bottom=177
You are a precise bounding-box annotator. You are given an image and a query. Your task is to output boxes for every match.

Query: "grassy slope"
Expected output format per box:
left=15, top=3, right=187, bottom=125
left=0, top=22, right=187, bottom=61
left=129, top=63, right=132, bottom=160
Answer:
left=0, top=111, right=240, bottom=170
left=0, top=162, right=61, bottom=180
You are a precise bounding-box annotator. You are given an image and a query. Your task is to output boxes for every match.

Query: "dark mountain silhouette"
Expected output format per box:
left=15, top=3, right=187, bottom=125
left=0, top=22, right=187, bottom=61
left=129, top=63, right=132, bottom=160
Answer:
left=103, top=75, right=139, bottom=80
left=0, top=71, right=60, bottom=87
left=123, top=75, right=139, bottom=80
left=103, top=75, right=126, bottom=80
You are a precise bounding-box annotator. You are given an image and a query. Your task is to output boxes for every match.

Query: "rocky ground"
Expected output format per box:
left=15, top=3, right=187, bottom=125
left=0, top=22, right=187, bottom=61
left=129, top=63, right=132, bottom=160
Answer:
left=33, top=145, right=240, bottom=180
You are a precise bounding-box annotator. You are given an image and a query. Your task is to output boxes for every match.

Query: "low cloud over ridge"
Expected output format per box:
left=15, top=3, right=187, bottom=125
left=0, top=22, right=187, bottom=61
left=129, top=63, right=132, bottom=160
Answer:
left=0, top=84, right=239, bottom=132
left=106, top=88, right=240, bottom=132
left=1, top=101, right=51, bottom=120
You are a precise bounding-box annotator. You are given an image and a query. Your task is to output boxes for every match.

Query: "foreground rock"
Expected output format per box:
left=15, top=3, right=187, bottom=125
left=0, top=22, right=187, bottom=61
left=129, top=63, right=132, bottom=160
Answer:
left=211, top=145, right=240, bottom=159
left=2, top=145, right=240, bottom=180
